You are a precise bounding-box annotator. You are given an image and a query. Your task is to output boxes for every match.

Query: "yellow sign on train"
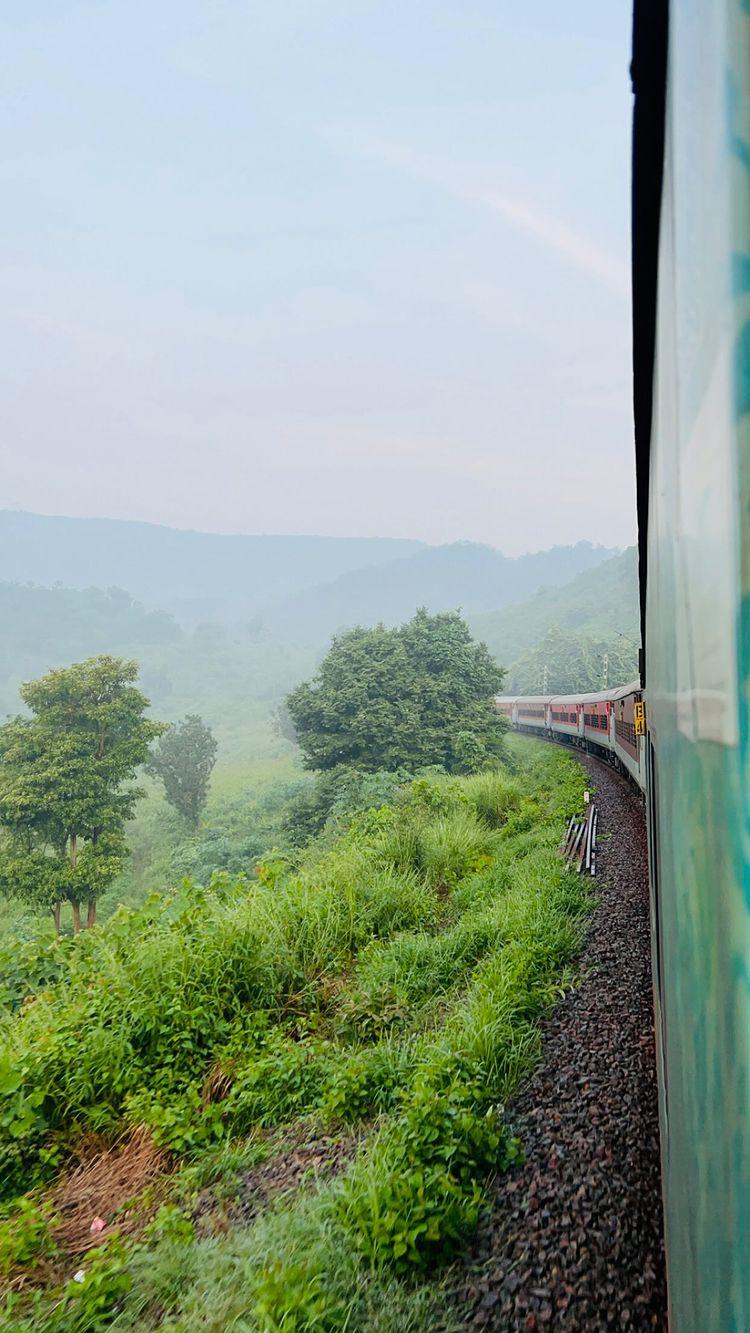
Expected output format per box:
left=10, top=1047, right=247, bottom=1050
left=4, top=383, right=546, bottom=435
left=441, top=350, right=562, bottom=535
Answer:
left=634, top=702, right=646, bottom=736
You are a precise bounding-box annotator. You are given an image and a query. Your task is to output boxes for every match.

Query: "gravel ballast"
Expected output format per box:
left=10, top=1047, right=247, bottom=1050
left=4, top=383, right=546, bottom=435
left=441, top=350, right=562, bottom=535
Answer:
left=450, top=753, right=667, bottom=1330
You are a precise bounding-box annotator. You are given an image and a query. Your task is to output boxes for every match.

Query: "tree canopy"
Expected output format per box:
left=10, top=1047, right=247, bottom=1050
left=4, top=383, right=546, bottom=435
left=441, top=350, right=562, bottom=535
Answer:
left=285, top=609, right=507, bottom=775
left=147, top=714, right=218, bottom=825
left=0, top=655, right=163, bottom=931
left=507, top=625, right=638, bottom=695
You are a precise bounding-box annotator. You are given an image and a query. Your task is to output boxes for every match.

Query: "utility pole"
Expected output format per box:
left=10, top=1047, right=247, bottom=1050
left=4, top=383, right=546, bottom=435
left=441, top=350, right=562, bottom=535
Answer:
left=542, top=663, right=549, bottom=693
left=602, top=652, right=609, bottom=689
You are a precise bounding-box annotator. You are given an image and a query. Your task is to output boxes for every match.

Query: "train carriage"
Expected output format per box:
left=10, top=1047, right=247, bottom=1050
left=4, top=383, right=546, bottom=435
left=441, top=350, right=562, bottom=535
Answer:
left=495, top=696, right=516, bottom=725
left=582, top=695, right=612, bottom=749
left=512, top=696, right=551, bottom=733
left=610, top=682, right=645, bottom=788
left=548, top=696, right=584, bottom=741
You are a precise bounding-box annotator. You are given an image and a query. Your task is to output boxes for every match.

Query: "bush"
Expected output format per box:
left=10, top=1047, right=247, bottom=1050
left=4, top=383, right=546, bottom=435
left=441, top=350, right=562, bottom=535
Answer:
left=339, top=1083, right=519, bottom=1270
left=462, top=771, right=523, bottom=828
left=0, top=742, right=591, bottom=1333
left=418, top=809, right=498, bottom=888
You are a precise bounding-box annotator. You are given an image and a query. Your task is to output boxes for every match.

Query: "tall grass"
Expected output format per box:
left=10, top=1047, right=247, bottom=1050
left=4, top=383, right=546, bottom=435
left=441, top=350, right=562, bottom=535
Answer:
left=0, top=740, right=589, bottom=1331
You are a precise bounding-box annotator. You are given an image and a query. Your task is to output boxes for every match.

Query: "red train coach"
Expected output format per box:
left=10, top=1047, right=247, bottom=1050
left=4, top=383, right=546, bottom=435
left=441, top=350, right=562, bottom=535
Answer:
left=549, top=697, right=584, bottom=740
left=495, top=683, right=645, bottom=791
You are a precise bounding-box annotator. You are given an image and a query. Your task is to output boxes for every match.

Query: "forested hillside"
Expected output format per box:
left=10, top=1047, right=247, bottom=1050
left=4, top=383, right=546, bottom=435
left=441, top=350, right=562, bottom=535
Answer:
left=469, top=547, right=639, bottom=687
left=1, top=513, right=615, bottom=637
left=0, top=512, right=422, bottom=626
left=260, top=540, right=616, bottom=643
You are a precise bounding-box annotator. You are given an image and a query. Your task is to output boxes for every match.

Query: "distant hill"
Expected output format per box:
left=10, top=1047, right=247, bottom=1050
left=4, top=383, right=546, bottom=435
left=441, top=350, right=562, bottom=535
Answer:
left=0, top=582, right=318, bottom=768
left=261, top=541, right=617, bottom=644
left=0, top=511, right=423, bottom=626
left=0, top=581, right=179, bottom=665
left=468, top=546, right=639, bottom=673
left=0, top=582, right=181, bottom=716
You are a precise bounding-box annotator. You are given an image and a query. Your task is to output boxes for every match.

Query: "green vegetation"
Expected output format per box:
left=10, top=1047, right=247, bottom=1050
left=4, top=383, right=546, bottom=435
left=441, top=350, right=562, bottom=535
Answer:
left=146, top=715, right=218, bottom=826
left=508, top=624, right=638, bottom=694
left=0, top=657, right=163, bottom=934
left=469, top=546, right=640, bottom=691
left=0, top=545, right=609, bottom=1328
left=0, top=740, right=590, bottom=1330
left=287, top=610, right=507, bottom=774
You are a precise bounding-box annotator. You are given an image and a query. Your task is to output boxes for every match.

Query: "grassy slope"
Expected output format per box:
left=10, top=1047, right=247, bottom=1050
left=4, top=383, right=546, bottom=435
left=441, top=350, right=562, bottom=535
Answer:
left=0, top=740, right=589, bottom=1332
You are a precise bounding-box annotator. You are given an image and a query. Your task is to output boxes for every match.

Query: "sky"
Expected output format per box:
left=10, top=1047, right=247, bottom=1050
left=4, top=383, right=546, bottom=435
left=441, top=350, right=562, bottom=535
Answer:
left=1, top=1, right=635, bottom=555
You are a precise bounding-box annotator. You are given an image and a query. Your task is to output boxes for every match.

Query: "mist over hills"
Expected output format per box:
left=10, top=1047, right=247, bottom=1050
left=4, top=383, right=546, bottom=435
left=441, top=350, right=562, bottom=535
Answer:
left=0, top=512, right=616, bottom=642
left=259, top=540, right=616, bottom=643
left=0, top=512, right=628, bottom=726
left=468, top=546, right=639, bottom=666
left=0, top=511, right=423, bottom=626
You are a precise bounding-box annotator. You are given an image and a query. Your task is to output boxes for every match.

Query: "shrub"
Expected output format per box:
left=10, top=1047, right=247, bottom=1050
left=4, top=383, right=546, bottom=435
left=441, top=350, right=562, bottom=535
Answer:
left=320, top=1043, right=411, bottom=1124
left=0, top=1197, right=57, bottom=1279
left=462, top=771, right=523, bottom=827
left=339, top=1082, right=519, bottom=1270
left=418, top=809, right=498, bottom=888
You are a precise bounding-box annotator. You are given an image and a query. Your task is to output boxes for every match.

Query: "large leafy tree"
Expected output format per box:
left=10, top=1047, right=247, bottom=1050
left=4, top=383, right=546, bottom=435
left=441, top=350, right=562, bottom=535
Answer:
left=0, top=655, right=163, bottom=932
left=286, top=609, right=507, bottom=774
left=146, top=714, right=217, bottom=826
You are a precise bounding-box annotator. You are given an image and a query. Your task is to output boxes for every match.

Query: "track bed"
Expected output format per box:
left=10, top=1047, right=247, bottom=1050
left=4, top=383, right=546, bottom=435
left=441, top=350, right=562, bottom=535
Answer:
left=449, top=755, right=667, bottom=1330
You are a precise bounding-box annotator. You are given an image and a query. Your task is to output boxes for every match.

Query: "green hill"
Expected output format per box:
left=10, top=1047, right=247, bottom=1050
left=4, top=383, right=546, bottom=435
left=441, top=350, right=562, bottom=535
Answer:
left=261, top=540, right=617, bottom=644
left=0, top=511, right=423, bottom=626
left=469, top=547, right=639, bottom=669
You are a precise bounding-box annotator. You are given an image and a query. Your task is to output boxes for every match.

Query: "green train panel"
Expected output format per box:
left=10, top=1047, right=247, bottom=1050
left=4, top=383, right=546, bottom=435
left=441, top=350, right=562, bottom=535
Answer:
left=645, top=1, right=750, bottom=1326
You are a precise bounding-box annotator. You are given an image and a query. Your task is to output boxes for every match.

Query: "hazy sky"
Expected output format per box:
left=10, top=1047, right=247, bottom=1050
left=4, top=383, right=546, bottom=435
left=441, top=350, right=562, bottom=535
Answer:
left=1, top=2, right=635, bottom=554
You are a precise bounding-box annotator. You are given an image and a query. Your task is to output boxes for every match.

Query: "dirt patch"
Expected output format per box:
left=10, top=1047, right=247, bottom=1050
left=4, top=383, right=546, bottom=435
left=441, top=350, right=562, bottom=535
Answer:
left=50, top=1125, right=171, bottom=1257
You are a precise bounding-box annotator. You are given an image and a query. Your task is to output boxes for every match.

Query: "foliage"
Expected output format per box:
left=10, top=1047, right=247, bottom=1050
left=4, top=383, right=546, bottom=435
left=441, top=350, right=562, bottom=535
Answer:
left=280, top=766, right=414, bottom=848
left=339, top=1085, right=518, bottom=1269
left=146, top=713, right=218, bottom=826
left=469, top=545, right=639, bottom=668
left=508, top=624, right=638, bottom=694
left=0, top=1197, right=57, bottom=1278
left=286, top=609, right=507, bottom=774
left=0, top=656, right=163, bottom=932
left=0, top=740, right=590, bottom=1330
left=0, top=931, right=68, bottom=1013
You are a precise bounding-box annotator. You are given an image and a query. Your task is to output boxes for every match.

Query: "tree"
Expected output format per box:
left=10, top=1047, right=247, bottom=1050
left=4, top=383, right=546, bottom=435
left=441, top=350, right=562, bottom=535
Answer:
left=146, top=714, right=217, bottom=826
left=508, top=625, right=639, bottom=695
left=0, top=655, right=163, bottom=932
left=285, top=609, right=507, bottom=775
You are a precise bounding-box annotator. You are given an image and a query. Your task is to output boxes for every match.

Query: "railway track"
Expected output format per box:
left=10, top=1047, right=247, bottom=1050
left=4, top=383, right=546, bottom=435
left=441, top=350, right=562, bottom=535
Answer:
left=447, top=750, right=667, bottom=1330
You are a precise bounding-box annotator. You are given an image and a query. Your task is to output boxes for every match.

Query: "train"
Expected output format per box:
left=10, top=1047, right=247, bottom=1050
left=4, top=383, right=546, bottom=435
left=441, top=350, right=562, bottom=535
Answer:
left=495, top=684, right=646, bottom=790
left=630, top=0, right=750, bottom=1327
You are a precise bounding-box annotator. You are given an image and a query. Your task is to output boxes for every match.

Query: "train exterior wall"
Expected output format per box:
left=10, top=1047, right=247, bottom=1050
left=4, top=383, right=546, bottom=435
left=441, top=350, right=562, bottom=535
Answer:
left=583, top=700, right=612, bottom=748
left=612, top=690, right=645, bottom=787
left=645, top=2, right=750, bottom=1326
left=549, top=701, right=583, bottom=740
left=513, top=698, right=550, bottom=733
